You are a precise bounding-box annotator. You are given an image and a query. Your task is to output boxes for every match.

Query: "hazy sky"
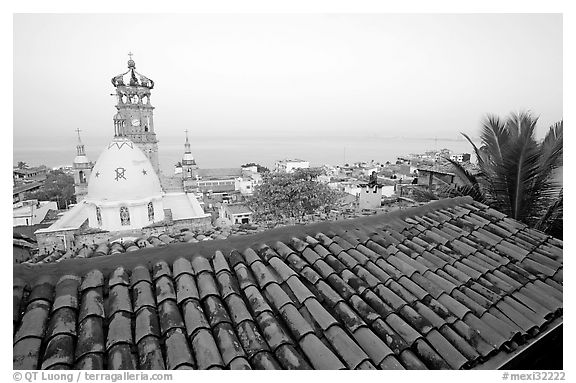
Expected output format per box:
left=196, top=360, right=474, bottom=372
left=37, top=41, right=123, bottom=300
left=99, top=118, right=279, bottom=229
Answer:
left=14, top=13, right=562, bottom=151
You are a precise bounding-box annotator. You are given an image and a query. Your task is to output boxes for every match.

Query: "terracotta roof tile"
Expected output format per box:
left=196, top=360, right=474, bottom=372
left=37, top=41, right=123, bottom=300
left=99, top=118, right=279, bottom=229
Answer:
left=196, top=272, right=220, bottom=300
left=213, top=322, right=247, bottom=366
left=51, top=275, right=80, bottom=312
left=268, top=256, right=298, bottom=281
left=75, top=316, right=104, bottom=359
left=158, top=300, right=185, bottom=335
left=323, top=325, right=368, bottom=369
left=80, top=270, right=104, bottom=291
left=28, top=278, right=55, bottom=304
left=107, top=343, right=136, bottom=369
left=137, top=335, right=165, bottom=369
left=108, top=285, right=132, bottom=317
left=228, top=357, right=252, bottom=370
left=438, top=324, right=480, bottom=363
left=250, top=260, right=281, bottom=289
left=224, top=294, right=252, bottom=326
left=279, top=303, right=315, bottom=341
left=236, top=320, right=270, bottom=358
left=13, top=337, right=42, bottom=369
left=14, top=300, right=50, bottom=344
left=41, top=333, right=74, bottom=369
left=130, top=265, right=152, bottom=286
left=134, top=306, right=160, bottom=344
left=425, top=329, right=468, bottom=369
left=173, top=257, right=194, bottom=278
left=164, top=328, right=194, bottom=369
left=212, top=251, right=231, bottom=274
left=75, top=352, right=104, bottom=370
left=413, top=338, right=451, bottom=369
left=398, top=349, right=428, bottom=369
left=191, top=328, right=224, bottom=369
left=45, top=307, right=76, bottom=340
left=274, top=343, right=312, bottom=369
left=250, top=351, right=282, bottom=369
left=106, top=311, right=132, bottom=350
left=256, top=311, right=294, bottom=350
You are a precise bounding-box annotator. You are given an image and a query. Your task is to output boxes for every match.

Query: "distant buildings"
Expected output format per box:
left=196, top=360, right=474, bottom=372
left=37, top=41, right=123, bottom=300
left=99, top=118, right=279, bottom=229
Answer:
left=13, top=200, right=58, bottom=226
left=218, top=204, right=254, bottom=225
left=275, top=159, right=310, bottom=173
left=13, top=166, right=48, bottom=183
left=450, top=153, right=471, bottom=163
left=13, top=182, right=43, bottom=203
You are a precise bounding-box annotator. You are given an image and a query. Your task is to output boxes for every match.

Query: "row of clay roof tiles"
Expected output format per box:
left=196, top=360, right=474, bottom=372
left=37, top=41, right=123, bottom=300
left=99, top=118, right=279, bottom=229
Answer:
left=13, top=199, right=563, bottom=370
left=26, top=227, right=263, bottom=265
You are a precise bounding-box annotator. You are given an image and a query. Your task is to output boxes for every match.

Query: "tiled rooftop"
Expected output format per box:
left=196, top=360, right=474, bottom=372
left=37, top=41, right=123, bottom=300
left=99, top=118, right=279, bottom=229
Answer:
left=13, top=197, right=563, bottom=370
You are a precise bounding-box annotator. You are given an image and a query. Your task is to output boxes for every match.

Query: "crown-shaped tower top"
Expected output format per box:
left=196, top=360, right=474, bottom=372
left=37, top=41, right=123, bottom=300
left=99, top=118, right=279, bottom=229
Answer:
left=111, top=52, right=154, bottom=89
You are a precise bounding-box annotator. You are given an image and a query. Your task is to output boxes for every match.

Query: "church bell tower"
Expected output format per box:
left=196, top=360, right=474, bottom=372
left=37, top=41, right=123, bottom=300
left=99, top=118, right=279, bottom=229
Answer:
left=111, top=54, right=160, bottom=175
left=73, top=128, right=92, bottom=201
left=181, top=129, right=199, bottom=180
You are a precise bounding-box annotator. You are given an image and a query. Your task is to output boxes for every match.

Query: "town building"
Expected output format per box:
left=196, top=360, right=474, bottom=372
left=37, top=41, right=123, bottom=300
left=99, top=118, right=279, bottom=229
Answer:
left=218, top=203, right=254, bottom=225
left=180, top=129, right=199, bottom=180
left=275, top=159, right=310, bottom=173
left=72, top=129, right=93, bottom=201
left=13, top=166, right=48, bottom=183
left=13, top=200, right=58, bottom=226
left=416, top=167, right=459, bottom=190
left=358, top=183, right=383, bottom=210
left=450, top=153, right=472, bottom=163
left=13, top=182, right=43, bottom=203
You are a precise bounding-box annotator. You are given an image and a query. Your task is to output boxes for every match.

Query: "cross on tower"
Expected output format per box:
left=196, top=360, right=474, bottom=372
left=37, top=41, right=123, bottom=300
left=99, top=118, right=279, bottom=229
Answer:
left=128, top=51, right=133, bottom=60
left=75, top=128, right=82, bottom=140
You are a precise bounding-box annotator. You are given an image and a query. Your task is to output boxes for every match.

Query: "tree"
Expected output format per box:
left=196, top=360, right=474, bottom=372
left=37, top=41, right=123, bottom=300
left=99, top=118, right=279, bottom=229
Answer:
left=241, top=162, right=270, bottom=173
left=438, top=112, right=563, bottom=237
left=248, top=168, right=339, bottom=222
left=26, top=169, right=76, bottom=209
left=16, top=161, right=29, bottom=169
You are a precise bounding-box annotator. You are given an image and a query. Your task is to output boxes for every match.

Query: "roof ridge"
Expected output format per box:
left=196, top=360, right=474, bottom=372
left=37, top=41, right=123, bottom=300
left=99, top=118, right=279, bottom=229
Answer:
left=13, top=196, right=487, bottom=284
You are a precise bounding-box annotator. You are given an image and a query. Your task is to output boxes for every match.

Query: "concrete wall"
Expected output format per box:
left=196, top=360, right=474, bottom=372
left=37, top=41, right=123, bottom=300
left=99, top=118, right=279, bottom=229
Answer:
left=359, top=185, right=382, bottom=210
left=36, top=215, right=212, bottom=254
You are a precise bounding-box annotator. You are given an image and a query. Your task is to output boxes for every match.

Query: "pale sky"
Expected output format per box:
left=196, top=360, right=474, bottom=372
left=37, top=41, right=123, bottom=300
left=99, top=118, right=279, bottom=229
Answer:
left=13, top=13, right=562, bottom=150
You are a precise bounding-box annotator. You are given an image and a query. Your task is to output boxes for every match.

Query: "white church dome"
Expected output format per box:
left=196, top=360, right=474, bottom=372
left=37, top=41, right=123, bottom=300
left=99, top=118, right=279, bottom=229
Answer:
left=86, top=137, right=163, bottom=202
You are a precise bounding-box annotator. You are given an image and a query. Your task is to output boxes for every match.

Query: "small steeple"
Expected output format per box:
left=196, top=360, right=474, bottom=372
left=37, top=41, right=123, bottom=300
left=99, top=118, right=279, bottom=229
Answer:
left=76, top=128, right=86, bottom=157
left=184, top=129, right=191, bottom=153
left=182, top=129, right=196, bottom=167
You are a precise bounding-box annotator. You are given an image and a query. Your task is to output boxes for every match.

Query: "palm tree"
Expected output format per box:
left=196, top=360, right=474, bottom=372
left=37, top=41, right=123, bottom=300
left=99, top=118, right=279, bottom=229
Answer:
left=440, top=112, right=562, bottom=235
left=16, top=161, right=29, bottom=169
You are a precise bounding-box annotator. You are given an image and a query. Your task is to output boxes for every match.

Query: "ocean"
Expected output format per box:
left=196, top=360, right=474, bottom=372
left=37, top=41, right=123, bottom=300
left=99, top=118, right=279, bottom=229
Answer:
left=13, top=135, right=478, bottom=175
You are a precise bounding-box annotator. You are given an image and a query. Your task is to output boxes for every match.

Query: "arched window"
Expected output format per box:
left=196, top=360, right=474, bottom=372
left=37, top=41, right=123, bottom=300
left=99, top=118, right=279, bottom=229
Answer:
left=96, top=206, right=102, bottom=226
left=147, top=202, right=154, bottom=221
left=120, top=206, right=130, bottom=226
left=79, top=170, right=86, bottom=184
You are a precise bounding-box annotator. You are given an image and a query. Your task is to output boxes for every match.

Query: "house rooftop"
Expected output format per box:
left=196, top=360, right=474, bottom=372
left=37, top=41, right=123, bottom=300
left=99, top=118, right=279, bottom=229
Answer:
left=13, top=196, right=562, bottom=370
left=197, top=168, right=242, bottom=179
left=13, top=181, right=44, bottom=195
left=224, top=204, right=253, bottom=215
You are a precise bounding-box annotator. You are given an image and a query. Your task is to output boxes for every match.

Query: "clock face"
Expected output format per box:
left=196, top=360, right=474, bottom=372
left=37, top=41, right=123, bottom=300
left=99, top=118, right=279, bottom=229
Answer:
left=131, top=118, right=140, bottom=127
